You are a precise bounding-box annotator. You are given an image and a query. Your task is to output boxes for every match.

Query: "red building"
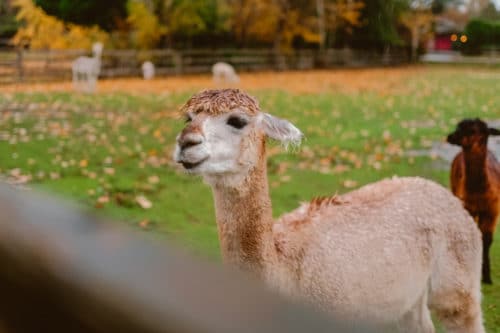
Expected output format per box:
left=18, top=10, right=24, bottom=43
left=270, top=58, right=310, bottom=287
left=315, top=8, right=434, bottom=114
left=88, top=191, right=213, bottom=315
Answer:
left=428, top=15, right=466, bottom=52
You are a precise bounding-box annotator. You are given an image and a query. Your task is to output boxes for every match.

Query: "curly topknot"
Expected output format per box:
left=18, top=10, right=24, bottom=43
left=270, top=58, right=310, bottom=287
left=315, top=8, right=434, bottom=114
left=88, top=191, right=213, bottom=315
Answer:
left=180, top=89, right=260, bottom=115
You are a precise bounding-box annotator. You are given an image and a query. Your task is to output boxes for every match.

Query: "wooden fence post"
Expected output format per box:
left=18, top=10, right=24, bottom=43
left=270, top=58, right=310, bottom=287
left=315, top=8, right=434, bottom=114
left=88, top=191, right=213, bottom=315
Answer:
left=0, top=185, right=376, bottom=333
left=16, top=48, right=24, bottom=82
left=173, top=51, right=183, bottom=75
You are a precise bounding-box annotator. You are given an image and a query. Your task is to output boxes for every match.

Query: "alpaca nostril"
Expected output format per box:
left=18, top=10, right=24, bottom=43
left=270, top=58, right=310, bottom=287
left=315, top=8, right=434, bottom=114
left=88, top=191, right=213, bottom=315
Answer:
left=180, top=139, right=202, bottom=150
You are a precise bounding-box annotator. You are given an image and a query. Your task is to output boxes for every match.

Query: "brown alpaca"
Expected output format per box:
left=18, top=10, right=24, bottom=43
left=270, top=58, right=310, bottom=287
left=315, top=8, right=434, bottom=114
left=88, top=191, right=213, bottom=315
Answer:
left=447, top=118, right=500, bottom=284
left=174, top=89, right=484, bottom=332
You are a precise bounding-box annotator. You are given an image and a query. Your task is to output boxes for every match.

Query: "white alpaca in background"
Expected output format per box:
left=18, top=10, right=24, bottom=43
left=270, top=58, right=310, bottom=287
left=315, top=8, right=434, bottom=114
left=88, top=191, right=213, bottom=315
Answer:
left=72, top=42, right=103, bottom=93
left=142, top=61, right=155, bottom=80
left=212, top=62, right=239, bottom=84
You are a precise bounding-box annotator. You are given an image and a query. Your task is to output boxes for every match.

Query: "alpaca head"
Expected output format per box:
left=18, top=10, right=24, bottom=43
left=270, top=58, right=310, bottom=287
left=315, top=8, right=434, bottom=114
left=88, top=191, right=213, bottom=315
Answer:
left=174, top=89, right=302, bottom=186
left=92, top=42, right=104, bottom=57
left=447, top=118, right=500, bottom=153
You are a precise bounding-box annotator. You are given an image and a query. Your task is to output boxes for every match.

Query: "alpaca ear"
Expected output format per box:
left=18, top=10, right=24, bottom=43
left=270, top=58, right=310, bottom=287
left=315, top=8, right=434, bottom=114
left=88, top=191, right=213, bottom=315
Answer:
left=260, top=113, right=303, bottom=146
left=489, top=128, right=500, bottom=136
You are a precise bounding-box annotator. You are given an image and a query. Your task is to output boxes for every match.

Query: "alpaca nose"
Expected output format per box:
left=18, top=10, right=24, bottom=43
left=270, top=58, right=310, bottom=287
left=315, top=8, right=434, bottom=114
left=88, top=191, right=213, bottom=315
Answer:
left=179, top=133, right=203, bottom=151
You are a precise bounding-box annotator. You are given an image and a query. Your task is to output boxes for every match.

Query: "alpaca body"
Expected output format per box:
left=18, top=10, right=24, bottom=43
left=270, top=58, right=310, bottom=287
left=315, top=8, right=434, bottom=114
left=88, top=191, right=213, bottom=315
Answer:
left=271, top=178, right=481, bottom=324
left=212, top=62, right=239, bottom=84
left=142, top=61, right=155, bottom=80
left=448, top=118, right=500, bottom=284
left=175, top=89, right=484, bottom=332
left=451, top=151, right=500, bottom=220
left=217, top=172, right=483, bottom=330
left=72, top=42, right=103, bottom=93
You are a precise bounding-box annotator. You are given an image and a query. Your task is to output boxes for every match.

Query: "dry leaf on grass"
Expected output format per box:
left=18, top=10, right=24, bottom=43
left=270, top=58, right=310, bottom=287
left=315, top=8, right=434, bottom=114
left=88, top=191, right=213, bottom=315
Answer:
left=136, top=195, right=152, bottom=209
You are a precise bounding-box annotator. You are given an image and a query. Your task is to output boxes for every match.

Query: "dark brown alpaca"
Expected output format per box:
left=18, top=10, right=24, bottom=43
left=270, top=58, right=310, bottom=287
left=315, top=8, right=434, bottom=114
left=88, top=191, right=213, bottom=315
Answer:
left=447, top=118, right=500, bottom=284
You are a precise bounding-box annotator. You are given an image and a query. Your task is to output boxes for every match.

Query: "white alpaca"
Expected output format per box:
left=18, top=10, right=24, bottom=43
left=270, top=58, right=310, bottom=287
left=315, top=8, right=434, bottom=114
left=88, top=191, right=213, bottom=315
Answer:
left=72, top=42, right=103, bottom=93
left=212, top=62, right=239, bottom=84
left=174, top=89, right=485, bottom=333
left=142, top=61, right=155, bottom=80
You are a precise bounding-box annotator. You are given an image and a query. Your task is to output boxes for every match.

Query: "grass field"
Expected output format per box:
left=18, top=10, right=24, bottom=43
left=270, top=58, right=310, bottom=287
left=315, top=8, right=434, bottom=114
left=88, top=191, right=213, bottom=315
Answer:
left=1, top=65, right=499, bottom=331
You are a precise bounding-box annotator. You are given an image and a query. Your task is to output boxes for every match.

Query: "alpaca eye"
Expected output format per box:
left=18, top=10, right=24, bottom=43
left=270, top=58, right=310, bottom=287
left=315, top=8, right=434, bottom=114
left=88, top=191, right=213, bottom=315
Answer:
left=185, top=115, right=192, bottom=123
left=227, top=116, right=247, bottom=129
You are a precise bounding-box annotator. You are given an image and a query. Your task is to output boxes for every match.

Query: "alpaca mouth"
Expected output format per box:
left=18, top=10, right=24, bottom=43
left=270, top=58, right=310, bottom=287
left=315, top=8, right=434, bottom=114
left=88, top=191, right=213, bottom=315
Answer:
left=180, top=157, right=208, bottom=170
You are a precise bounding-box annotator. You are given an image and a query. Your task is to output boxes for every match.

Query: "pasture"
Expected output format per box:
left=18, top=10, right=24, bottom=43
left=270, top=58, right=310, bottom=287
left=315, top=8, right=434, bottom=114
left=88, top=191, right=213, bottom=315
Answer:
left=1, top=65, right=499, bottom=331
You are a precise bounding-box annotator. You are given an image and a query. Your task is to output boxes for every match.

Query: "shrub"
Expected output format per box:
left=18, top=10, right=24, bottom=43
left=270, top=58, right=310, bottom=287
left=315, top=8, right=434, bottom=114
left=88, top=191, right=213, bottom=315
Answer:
left=462, top=19, right=500, bottom=55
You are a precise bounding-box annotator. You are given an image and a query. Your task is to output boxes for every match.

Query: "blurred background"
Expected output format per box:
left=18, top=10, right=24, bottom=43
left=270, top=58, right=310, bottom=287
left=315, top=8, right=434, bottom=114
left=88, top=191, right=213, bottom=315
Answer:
left=0, top=1, right=499, bottom=331
left=0, top=0, right=499, bottom=81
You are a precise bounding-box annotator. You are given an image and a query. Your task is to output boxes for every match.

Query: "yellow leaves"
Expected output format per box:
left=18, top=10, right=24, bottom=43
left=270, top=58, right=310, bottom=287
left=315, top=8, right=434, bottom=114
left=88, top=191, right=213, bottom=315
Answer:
left=79, top=159, right=88, bottom=168
left=127, top=1, right=167, bottom=49
left=11, top=0, right=109, bottom=49
left=242, top=1, right=280, bottom=43
left=229, top=0, right=319, bottom=51
left=325, top=0, right=364, bottom=32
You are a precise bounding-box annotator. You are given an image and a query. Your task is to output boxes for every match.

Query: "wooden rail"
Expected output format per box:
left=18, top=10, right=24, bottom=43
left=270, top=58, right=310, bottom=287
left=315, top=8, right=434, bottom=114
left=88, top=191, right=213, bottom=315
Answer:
left=0, top=48, right=410, bottom=84
left=0, top=185, right=375, bottom=333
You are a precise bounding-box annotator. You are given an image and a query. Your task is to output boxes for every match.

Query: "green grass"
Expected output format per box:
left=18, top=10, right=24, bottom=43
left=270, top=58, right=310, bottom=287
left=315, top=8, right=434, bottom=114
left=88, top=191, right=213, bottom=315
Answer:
left=1, top=67, right=499, bottom=330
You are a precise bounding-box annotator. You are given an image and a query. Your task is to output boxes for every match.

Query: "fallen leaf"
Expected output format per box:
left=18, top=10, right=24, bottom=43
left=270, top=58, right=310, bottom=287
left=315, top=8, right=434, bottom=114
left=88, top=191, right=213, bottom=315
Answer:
left=104, top=167, right=115, bottom=175
left=148, top=175, right=160, bottom=184
left=139, top=219, right=150, bottom=228
left=136, top=195, right=152, bottom=209
left=343, top=179, right=358, bottom=188
left=97, top=195, right=110, bottom=204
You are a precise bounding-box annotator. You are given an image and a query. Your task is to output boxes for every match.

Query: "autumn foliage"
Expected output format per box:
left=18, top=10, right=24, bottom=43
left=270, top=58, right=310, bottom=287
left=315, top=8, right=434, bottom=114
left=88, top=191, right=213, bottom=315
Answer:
left=11, top=0, right=368, bottom=50
left=12, top=0, right=108, bottom=49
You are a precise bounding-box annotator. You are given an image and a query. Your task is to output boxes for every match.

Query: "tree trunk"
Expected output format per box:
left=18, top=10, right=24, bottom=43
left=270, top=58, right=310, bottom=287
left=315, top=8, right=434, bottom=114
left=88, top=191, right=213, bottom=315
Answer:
left=316, top=0, right=326, bottom=51
left=273, top=0, right=290, bottom=52
left=411, top=25, right=419, bottom=62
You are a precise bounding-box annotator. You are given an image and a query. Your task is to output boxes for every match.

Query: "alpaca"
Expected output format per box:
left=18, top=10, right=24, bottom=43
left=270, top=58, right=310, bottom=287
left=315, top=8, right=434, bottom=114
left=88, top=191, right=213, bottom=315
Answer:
left=447, top=118, right=500, bottom=284
left=212, top=62, right=239, bottom=84
left=173, top=89, right=484, bottom=332
left=142, top=61, right=155, bottom=80
left=72, top=42, right=103, bottom=93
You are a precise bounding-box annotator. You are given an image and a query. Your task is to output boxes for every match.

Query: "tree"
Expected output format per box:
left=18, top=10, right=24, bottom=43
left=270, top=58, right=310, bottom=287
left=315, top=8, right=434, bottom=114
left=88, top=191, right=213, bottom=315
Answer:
left=479, top=1, right=500, bottom=20
left=12, top=0, right=108, bottom=49
left=0, top=0, right=19, bottom=38
left=226, top=0, right=319, bottom=50
left=225, top=0, right=279, bottom=47
left=462, top=18, right=500, bottom=54
left=127, top=0, right=166, bottom=49
left=399, top=0, right=464, bottom=60
left=322, top=0, right=364, bottom=48
left=155, top=0, right=228, bottom=47
left=467, top=0, right=490, bottom=16
left=272, top=0, right=320, bottom=51
left=350, top=0, right=408, bottom=49
left=400, top=1, right=434, bottom=61
left=34, top=0, right=127, bottom=31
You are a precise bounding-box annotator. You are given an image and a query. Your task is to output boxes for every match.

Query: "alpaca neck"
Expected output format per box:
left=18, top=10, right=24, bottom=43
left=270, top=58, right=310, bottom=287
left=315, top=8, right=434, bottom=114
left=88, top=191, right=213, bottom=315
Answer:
left=211, top=155, right=277, bottom=276
left=463, top=148, right=489, bottom=193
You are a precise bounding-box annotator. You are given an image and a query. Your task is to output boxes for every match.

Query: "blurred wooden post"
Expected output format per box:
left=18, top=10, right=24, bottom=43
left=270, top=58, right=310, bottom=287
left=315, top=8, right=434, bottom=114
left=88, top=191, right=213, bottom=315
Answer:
left=0, top=185, right=375, bottom=333
left=16, top=48, right=24, bottom=82
left=173, top=51, right=183, bottom=75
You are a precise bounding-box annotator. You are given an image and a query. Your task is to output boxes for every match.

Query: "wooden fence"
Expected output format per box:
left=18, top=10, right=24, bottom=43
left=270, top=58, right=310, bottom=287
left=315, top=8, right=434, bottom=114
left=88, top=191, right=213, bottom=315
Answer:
left=0, top=185, right=377, bottom=333
left=0, top=48, right=410, bottom=84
